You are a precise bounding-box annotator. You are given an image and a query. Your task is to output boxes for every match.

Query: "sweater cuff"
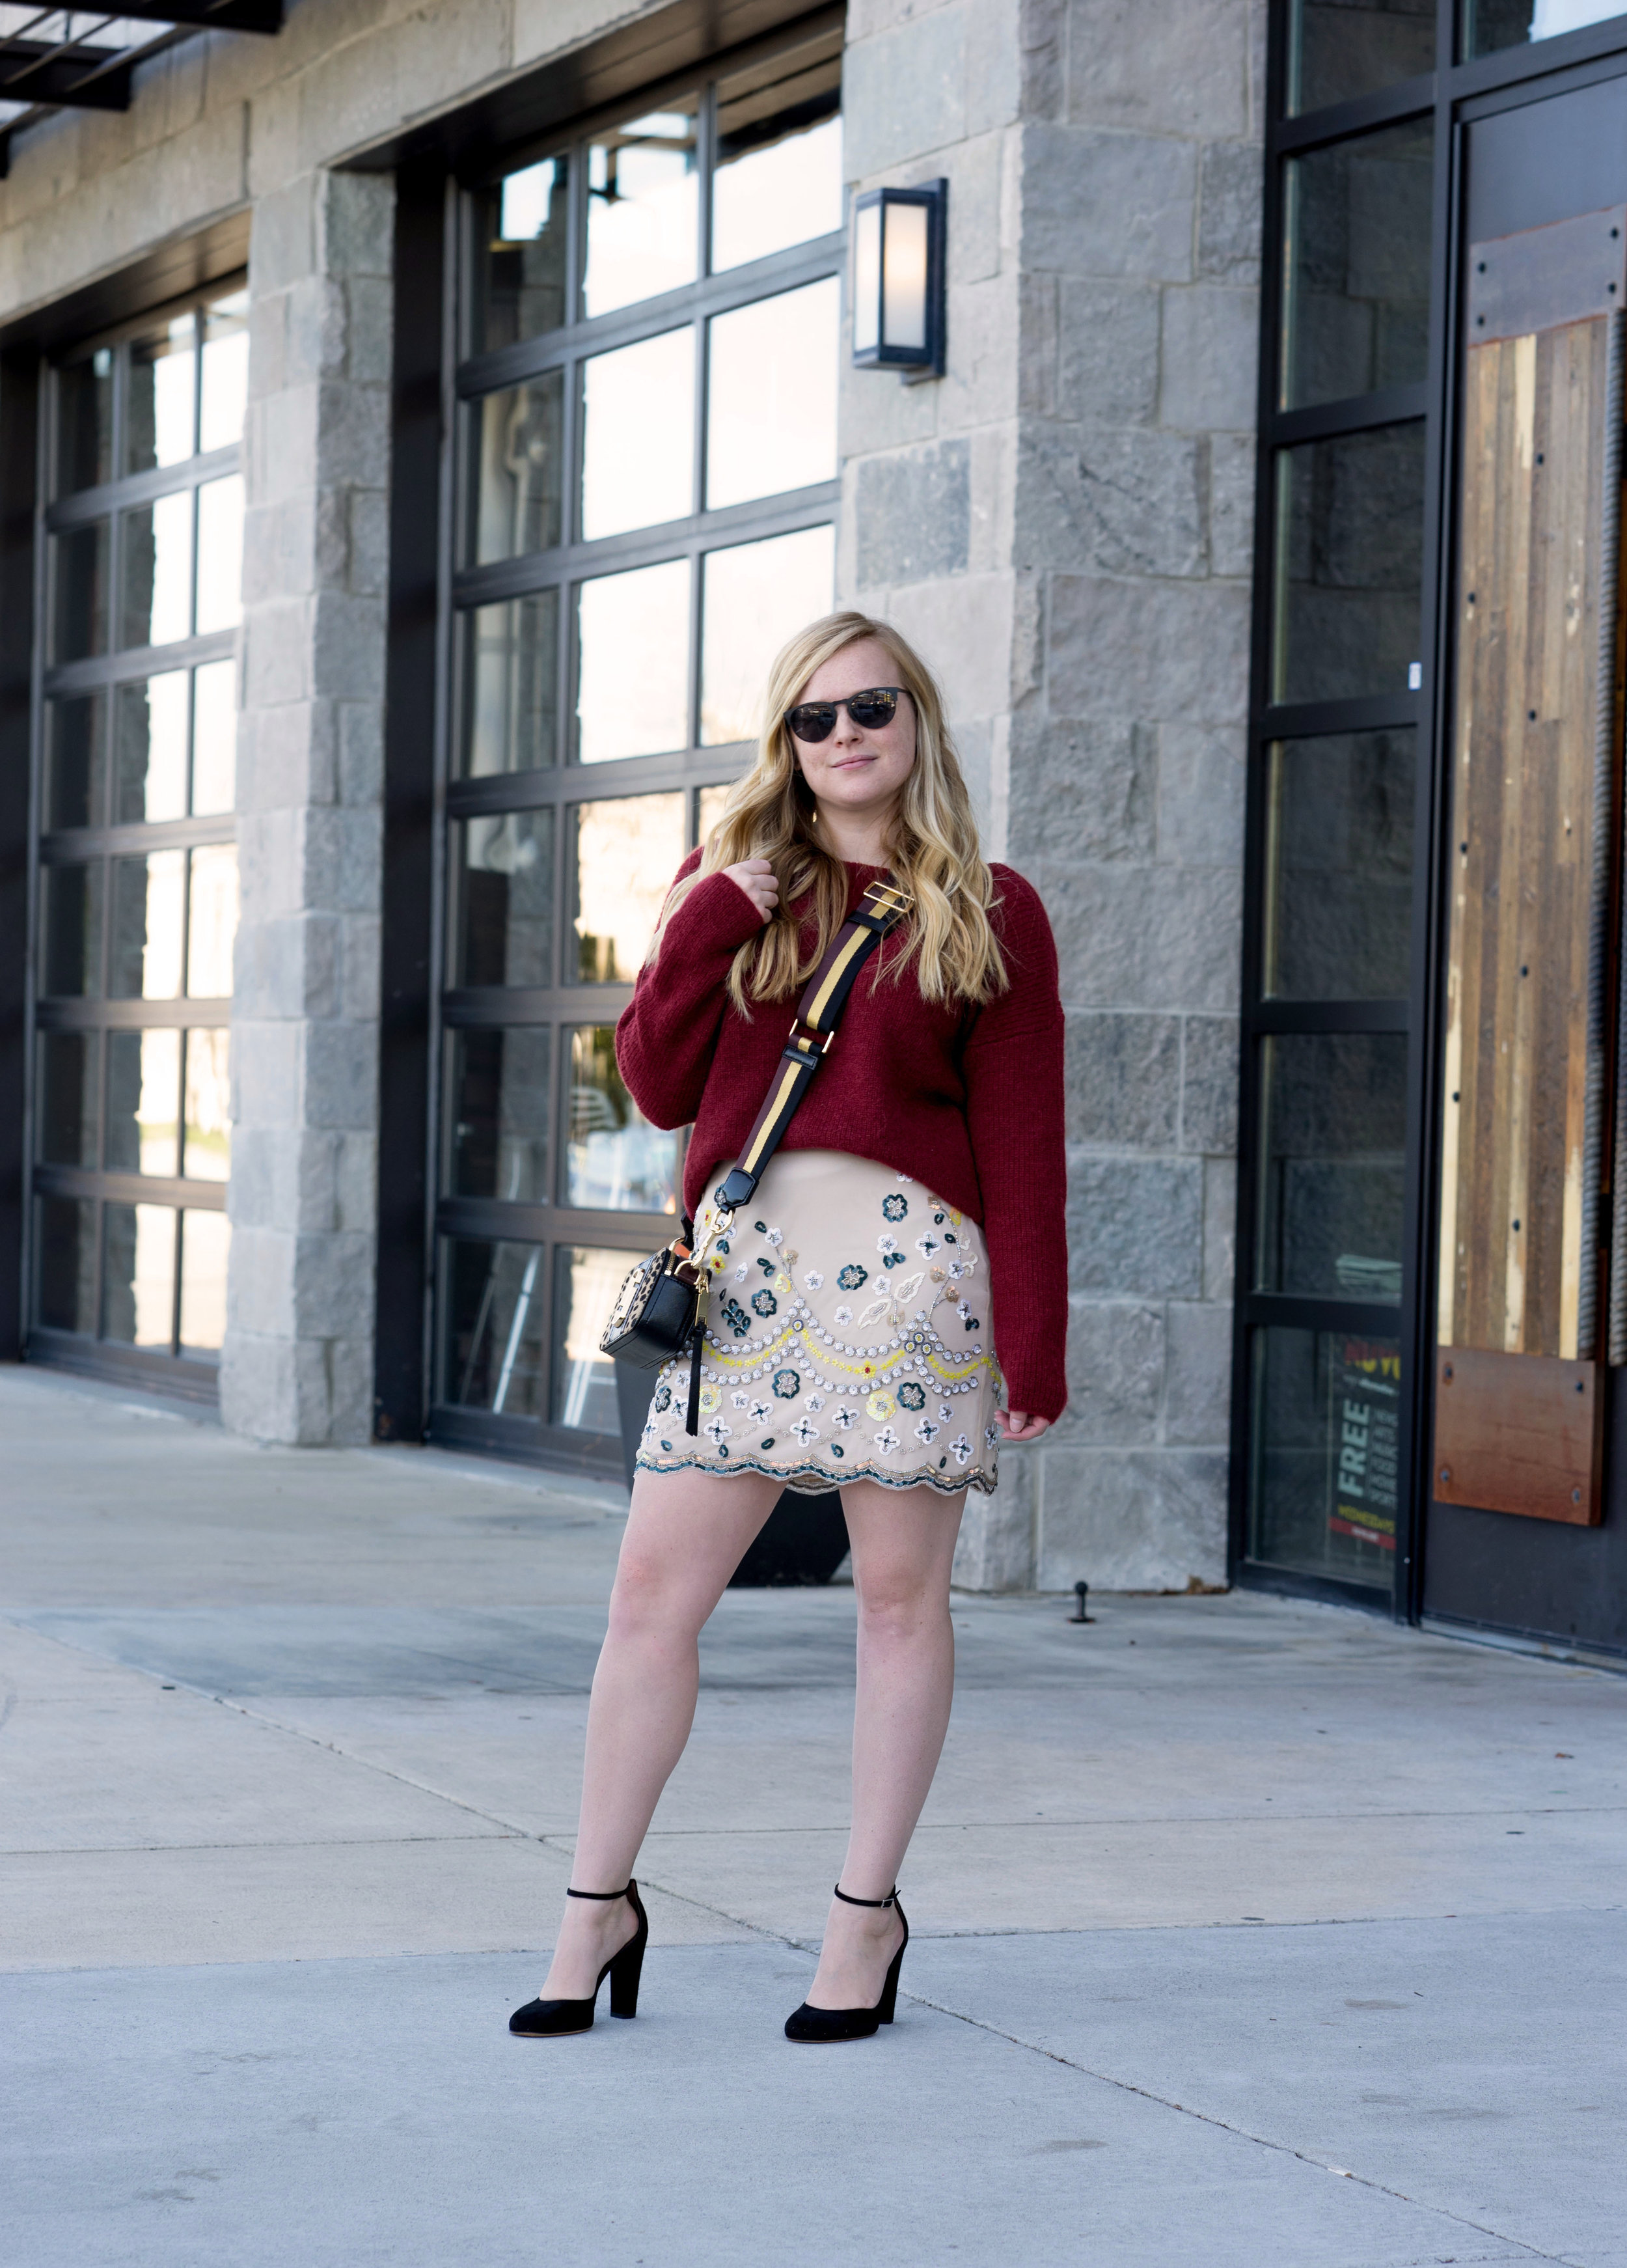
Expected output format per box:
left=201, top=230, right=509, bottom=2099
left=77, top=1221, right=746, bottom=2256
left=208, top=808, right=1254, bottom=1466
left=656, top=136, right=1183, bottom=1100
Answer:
left=663, top=868, right=769, bottom=956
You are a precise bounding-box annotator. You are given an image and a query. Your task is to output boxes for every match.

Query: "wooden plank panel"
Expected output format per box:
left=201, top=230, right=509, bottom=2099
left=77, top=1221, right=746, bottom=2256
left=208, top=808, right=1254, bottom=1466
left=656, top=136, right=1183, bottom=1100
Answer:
left=1433, top=1346, right=1602, bottom=1525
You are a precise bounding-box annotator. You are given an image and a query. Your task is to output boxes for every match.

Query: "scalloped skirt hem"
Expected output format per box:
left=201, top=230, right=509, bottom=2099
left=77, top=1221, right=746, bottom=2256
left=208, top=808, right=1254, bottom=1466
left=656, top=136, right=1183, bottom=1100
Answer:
left=633, top=1450, right=999, bottom=1500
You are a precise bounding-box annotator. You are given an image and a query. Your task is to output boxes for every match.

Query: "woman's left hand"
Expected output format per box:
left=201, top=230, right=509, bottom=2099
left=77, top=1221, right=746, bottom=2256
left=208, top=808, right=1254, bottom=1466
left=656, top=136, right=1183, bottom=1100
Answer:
left=996, top=1411, right=1050, bottom=1443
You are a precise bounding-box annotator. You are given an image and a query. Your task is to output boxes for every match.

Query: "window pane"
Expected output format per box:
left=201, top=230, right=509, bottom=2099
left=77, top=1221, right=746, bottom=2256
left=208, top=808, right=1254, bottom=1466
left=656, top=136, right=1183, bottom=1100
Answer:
left=195, top=475, right=245, bottom=633
left=570, top=792, right=686, bottom=982
left=701, top=524, right=834, bottom=745
left=441, top=1236, right=547, bottom=1417
left=1248, top=1325, right=1400, bottom=1590
left=1465, top=0, right=1627, bottom=57
left=126, top=316, right=196, bottom=474
left=41, top=863, right=103, bottom=998
left=109, top=850, right=186, bottom=1001
left=474, top=156, right=570, bottom=353
left=705, top=279, right=839, bottom=511
left=461, top=594, right=559, bottom=777
left=57, top=348, right=113, bottom=495
left=1265, top=730, right=1415, bottom=999
left=450, top=810, right=554, bottom=988
left=38, top=1033, right=100, bottom=1168
left=1272, top=422, right=1424, bottom=706
left=1288, top=0, right=1434, bottom=114
left=581, top=329, right=695, bottom=539
left=38, top=1196, right=97, bottom=1335
left=115, top=671, right=190, bottom=824
left=469, top=373, right=565, bottom=562
left=178, top=1210, right=230, bottom=1357
left=45, top=694, right=107, bottom=831
left=186, top=844, right=239, bottom=999
left=584, top=100, right=700, bottom=318
left=51, top=522, right=109, bottom=662
left=698, top=782, right=731, bottom=849
left=191, top=659, right=236, bottom=816
left=713, top=39, right=842, bottom=271
left=552, top=1245, right=627, bottom=1430
left=576, top=559, right=690, bottom=763
left=1282, top=118, right=1432, bottom=410
left=566, top=1025, right=679, bottom=1212
left=106, top=1029, right=181, bottom=1178
left=102, top=1201, right=177, bottom=1349
left=1256, top=1033, right=1408, bottom=1299
left=445, top=1027, right=552, bottom=1202
left=120, top=491, right=193, bottom=649
left=198, top=289, right=249, bottom=452
left=182, top=1028, right=231, bottom=1182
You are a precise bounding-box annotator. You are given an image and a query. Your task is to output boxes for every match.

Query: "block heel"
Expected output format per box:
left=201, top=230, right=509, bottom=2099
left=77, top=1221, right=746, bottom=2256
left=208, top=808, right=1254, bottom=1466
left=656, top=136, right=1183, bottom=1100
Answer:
left=784, top=1884, right=909, bottom=2044
left=510, top=1881, right=649, bottom=2038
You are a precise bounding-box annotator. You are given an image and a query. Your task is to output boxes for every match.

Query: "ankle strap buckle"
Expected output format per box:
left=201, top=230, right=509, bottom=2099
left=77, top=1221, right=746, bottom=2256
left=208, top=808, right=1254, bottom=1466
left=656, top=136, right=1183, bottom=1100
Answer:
left=832, top=1882, right=897, bottom=1907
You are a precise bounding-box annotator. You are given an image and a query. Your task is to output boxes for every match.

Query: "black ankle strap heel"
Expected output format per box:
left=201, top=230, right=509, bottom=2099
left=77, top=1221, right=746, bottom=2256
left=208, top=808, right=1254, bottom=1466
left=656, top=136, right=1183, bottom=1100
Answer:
left=784, top=1883, right=910, bottom=2045
left=832, top=1884, right=897, bottom=1908
left=510, top=1880, right=649, bottom=2038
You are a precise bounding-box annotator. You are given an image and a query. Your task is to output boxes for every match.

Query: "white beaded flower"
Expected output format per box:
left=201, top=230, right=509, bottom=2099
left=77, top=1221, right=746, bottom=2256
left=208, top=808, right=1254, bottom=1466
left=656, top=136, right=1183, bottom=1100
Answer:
left=873, top=1425, right=900, bottom=1456
left=804, top=1392, right=825, bottom=1413
left=912, top=1417, right=940, bottom=1445
left=832, top=1405, right=858, bottom=1431
left=950, top=1433, right=972, bottom=1466
left=834, top=1305, right=854, bottom=1327
left=802, top=1269, right=825, bottom=1291
left=789, top=1415, right=819, bottom=1446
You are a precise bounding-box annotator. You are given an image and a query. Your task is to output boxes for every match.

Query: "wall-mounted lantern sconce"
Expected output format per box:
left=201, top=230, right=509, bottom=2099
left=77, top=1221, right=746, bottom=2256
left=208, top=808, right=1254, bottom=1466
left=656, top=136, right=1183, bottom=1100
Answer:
left=851, top=180, right=947, bottom=380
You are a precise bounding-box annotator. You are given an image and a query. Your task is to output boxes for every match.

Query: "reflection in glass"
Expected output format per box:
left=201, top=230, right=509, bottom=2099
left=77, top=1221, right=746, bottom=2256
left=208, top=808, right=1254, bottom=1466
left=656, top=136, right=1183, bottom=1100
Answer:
left=45, top=695, right=107, bottom=831
left=441, top=1236, right=546, bottom=1417
left=470, top=373, right=565, bottom=562
left=110, top=850, right=186, bottom=1001
left=1272, top=422, right=1424, bottom=706
left=195, top=475, right=244, bottom=633
left=577, top=559, right=690, bottom=762
left=42, top=863, right=103, bottom=997
left=1465, top=0, right=1627, bottom=55
left=106, top=1029, right=182, bottom=1178
left=701, top=524, right=835, bottom=744
left=1248, top=1325, right=1400, bottom=1588
left=1282, top=118, right=1432, bottom=409
left=567, top=1026, right=679, bottom=1211
left=1256, top=1033, right=1408, bottom=1299
left=126, top=316, right=197, bottom=473
left=191, top=660, right=236, bottom=815
left=462, top=594, right=558, bottom=777
left=713, top=38, right=842, bottom=271
left=706, top=279, right=840, bottom=510
left=182, top=1029, right=231, bottom=1182
left=475, top=155, right=569, bottom=352
left=102, top=1201, right=177, bottom=1349
left=1265, top=731, right=1415, bottom=999
left=186, top=845, right=239, bottom=998
left=1288, top=0, right=1434, bottom=113
left=581, top=329, right=695, bottom=538
left=38, top=1197, right=97, bottom=1336
left=198, top=290, right=249, bottom=452
left=39, top=1033, right=100, bottom=1168
left=115, top=672, right=190, bottom=823
left=446, top=1027, right=551, bottom=1202
left=57, top=348, right=113, bottom=494
left=120, top=490, right=193, bottom=649
left=584, top=100, right=700, bottom=318
left=570, top=793, right=686, bottom=982
left=52, top=522, right=109, bottom=661
left=553, top=1245, right=627, bottom=1430
left=450, top=810, right=554, bottom=988
left=179, top=1210, right=230, bottom=1357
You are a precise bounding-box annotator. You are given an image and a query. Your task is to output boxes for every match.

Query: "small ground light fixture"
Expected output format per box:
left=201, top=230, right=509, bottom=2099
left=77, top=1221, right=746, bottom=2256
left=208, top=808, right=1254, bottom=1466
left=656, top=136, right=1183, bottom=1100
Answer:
left=1069, top=1581, right=1093, bottom=1624
left=851, top=180, right=948, bottom=380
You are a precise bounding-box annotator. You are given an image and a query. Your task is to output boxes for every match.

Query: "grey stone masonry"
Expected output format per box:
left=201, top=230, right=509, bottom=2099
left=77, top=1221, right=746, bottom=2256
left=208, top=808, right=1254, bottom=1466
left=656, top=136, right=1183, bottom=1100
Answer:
left=221, top=170, right=394, bottom=1446
left=841, top=0, right=1264, bottom=1592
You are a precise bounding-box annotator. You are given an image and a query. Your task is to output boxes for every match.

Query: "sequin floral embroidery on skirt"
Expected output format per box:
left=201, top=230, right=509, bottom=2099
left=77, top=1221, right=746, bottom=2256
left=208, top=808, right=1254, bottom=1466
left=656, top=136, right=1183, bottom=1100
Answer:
left=636, top=1150, right=1003, bottom=1497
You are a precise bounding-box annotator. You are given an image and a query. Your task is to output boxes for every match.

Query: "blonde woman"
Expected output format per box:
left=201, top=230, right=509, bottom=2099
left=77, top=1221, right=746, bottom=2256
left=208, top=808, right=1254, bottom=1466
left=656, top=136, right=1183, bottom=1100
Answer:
left=510, top=611, right=1067, bottom=2045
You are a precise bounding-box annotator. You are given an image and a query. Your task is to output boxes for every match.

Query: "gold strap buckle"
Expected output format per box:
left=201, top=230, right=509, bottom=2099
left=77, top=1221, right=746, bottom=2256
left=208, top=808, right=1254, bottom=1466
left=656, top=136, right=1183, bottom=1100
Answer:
left=863, top=879, right=913, bottom=922
left=787, top=1017, right=836, bottom=1058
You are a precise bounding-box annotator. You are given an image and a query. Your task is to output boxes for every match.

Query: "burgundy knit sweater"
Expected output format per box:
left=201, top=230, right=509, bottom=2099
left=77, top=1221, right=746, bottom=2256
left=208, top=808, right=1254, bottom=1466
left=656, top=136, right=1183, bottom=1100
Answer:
left=615, top=853, right=1069, bottom=1421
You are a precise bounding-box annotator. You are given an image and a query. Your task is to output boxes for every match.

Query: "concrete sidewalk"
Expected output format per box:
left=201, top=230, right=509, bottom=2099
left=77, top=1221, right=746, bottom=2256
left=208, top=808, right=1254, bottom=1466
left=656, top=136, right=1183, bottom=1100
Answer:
left=1, top=1365, right=1623, bottom=2267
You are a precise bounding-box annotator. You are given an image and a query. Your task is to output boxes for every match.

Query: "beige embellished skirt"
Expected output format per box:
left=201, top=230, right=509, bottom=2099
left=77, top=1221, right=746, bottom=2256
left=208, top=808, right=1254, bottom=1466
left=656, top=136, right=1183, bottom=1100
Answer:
left=635, top=1149, right=1003, bottom=1498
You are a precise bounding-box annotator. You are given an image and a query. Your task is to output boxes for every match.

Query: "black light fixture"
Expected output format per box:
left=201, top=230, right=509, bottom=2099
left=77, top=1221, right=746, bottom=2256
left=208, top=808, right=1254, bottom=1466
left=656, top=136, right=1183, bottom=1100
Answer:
left=851, top=180, right=948, bottom=380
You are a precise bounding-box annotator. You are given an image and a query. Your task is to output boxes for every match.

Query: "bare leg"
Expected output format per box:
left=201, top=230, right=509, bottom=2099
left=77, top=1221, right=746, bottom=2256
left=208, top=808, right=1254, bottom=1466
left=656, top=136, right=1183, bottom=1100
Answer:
left=804, top=1478, right=965, bottom=2010
left=539, top=1464, right=780, bottom=1999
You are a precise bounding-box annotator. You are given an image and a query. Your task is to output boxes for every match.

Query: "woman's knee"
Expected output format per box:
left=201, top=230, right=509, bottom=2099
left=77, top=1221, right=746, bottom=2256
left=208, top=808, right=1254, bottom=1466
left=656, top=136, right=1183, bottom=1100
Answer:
left=606, top=1549, right=707, bottom=1646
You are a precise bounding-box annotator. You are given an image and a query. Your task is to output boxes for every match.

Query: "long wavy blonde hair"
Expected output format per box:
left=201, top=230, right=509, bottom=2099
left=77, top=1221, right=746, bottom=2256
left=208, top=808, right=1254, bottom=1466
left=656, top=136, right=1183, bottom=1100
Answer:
left=653, top=611, right=1007, bottom=1012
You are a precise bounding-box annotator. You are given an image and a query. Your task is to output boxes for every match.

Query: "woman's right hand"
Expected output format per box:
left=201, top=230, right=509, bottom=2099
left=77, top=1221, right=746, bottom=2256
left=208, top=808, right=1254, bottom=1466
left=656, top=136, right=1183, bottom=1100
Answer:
left=723, top=857, right=778, bottom=924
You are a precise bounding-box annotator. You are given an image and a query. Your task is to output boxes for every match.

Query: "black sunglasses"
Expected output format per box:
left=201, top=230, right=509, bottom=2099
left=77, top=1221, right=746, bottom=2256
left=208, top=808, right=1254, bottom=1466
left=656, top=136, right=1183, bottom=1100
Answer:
left=784, top=686, right=904, bottom=743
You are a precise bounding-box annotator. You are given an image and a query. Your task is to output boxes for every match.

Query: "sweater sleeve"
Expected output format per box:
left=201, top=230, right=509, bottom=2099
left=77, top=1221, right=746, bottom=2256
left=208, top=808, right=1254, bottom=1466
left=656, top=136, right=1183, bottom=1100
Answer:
left=962, top=868, right=1069, bottom=1422
left=615, top=856, right=766, bottom=1131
